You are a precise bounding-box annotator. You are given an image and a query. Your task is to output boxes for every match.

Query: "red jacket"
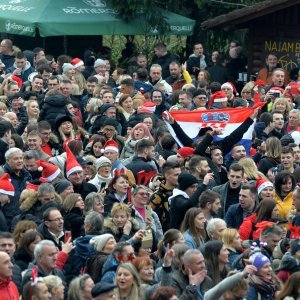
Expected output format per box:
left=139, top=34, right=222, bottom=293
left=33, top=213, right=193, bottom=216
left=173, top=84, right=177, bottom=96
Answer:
left=0, top=277, right=19, bottom=300
left=239, top=213, right=258, bottom=241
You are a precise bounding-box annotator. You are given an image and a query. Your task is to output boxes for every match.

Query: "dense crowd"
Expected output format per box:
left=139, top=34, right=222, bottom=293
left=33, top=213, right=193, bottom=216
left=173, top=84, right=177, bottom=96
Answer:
left=0, top=38, right=299, bottom=300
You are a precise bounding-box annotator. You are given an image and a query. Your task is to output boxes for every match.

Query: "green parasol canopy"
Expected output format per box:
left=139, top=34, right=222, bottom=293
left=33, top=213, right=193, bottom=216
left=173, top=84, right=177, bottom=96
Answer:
left=0, top=0, right=195, bottom=36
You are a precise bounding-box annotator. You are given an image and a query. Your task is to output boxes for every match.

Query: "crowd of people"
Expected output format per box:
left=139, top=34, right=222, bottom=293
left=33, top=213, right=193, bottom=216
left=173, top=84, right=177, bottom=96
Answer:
left=0, top=37, right=299, bottom=300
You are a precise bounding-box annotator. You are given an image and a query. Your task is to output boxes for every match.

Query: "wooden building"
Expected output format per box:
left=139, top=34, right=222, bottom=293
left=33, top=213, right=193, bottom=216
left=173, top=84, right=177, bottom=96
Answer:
left=202, top=0, right=300, bottom=77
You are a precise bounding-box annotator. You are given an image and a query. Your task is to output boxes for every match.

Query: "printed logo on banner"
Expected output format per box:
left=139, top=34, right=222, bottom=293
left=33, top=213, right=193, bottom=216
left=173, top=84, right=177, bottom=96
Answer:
left=202, top=112, right=230, bottom=123
left=83, top=0, right=106, bottom=7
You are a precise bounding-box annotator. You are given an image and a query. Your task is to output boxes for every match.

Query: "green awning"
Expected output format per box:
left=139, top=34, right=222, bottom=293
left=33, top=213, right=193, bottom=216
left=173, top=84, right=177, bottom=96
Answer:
left=0, top=0, right=195, bottom=36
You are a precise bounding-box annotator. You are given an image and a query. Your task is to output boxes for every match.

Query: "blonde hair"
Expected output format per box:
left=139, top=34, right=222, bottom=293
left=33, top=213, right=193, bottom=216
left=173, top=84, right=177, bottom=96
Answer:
left=272, top=97, right=292, bottom=116
left=0, top=101, right=7, bottom=112
left=222, top=228, right=238, bottom=247
left=115, top=263, right=141, bottom=300
left=265, top=136, right=282, bottom=159
left=63, top=193, right=82, bottom=211
left=44, top=275, right=63, bottom=291
left=26, top=99, right=40, bottom=119
left=239, top=157, right=265, bottom=180
left=111, top=202, right=131, bottom=218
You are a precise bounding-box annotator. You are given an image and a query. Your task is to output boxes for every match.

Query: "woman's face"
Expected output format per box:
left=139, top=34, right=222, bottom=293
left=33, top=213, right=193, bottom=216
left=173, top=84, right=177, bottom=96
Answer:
left=198, top=71, right=206, bottom=81
left=82, top=278, right=94, bottom=300
left=194, top=212, right=205, bottom=231
left=139, top=264, right=154, bottom=283
left=275, top=102, right=286, bottom=113
left=143, top=117, right=153, bottom=130
left=28, top=101, right=39, bottom=117
left=113, top=177, right=129, bottom=195
left=0, top=107, right=7, bottom=116
left=271, top=205, right=279, bottom=218
left=93, top=200, right=104, bottom=213
left=98, top=165, right=111, bottom=178
left=75, top=196, right=85, bottom=210
left=52, top=284, right=65, bottom=300
left=92, top=142, right=103, bottom=157
left=231, top=233, right=242, bottom=250
left=103, top=237, right=117, bottom=254
left=134, top=127, right=145, bottom=140
left=218, top=246, right=229, bottom=264
left=113, top=210, right=128, bottom=228
left=257, top=262, right=272, bottom=281
left=133, top=188, right=150, bottom=207
left=60, top=121, right=73, bottom=134
left=116, top=267, right=134, bottom=291
left=281, top=178, right=293, bottom=194
left=122, top=97, right=133, bottom=112
left=176, top=233, right=185, bottom=244
left=28, top=235, right=42, bottom=253
left=112, top=69, right=119, bottom=81
left=241, top=90, right=252, bottom=100
left=8, top=139, right=15, bottom=148
left=211, top=51, right=219, bottom=62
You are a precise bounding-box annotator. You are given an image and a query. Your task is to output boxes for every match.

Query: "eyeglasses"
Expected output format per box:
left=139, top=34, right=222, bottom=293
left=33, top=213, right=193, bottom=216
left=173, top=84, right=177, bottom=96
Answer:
left=48, top=217, right=64, bottom=222
left=242, top=91, right=251, bottom=94
left=136, top=192, right=150, bottom=197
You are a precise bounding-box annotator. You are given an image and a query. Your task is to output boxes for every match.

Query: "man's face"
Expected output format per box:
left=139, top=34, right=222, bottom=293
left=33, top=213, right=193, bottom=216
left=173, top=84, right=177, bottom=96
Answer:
left=6, top=112, right=18, bottom=128
left=15, top=58, right=26, bottom=69
left=193, top=44, right=204, bottom=57
left=266, top=55, right=278, bottom=68
left=221, top=86, right=233, bottom=98
left=0, top=252, right=13, bottom=279
left=145, top=146, right=155, bottom=161
left=104, top=150, right=118, bottom=164
left=272, top=70, right=285, bottom=87
left=7, top=84, right=19, bottom=97
left=185, top=183, right=198, bottom=197
left=7, top=151, right=23, bottom=172
left=193, top=94, right=207, bottom=108
left=178, top=93, right=192, bottom=109
left=210, top=198, right=221, bottom=216
left=39, top=129, right=52, bottom=144
left=60, top=83, right=72, bottom=97
left=32, top=78, right=43, bottom=92
left=152, top=91, right=163, bottom=106
left=262, top=233, right=281, bottom=252
left=0, top=238, right=15, bottom=257
left=38, top=245, right=58, bottom=271
left=102, top=92, right=115, bottom=104
left=292, top=146, right=300, bottom=163
left=137, top=57, right=147, bottom=68
left=198, top=160, right=210, bottom=178
left=289, top=112, right=300, bottom=127
left=281, top=152, right=294, bottom=170
left=169, top=64, right=181, bottom=78
left=185, top=253, right=206, bottom=275
left=211, top=221, right=227, bottom=240
left=154, top=47, right=164, bottom=58
left=122, top=245, right=135, bottom=262
left=68, top=170, right=84, bottom=186
left=0, top=41, right=9, bottom=55
left=231, top=145, right=246, bottom=160
left=228, top=170, right=243, bottom=189
left=36, top=50, right=45, bottom=62
left=94, top=290, right=116, bottom=300
left=104, top=108, right=116, bottom=119
left=239, top=189, right=255, bottom=211
left=28, top=135, right=42, bottom=150
left=24, top=158, right=38, bottom=172
left=47, top=79, right=59, bottom=91
left=150, top=67, right=161, bottom=81
left=39, top=192, right=55, bottom=205
left=41, top=71, right=51, bottom=84
left=103, top=125, right=116, bottom=139
left=45, top=210, right=64, bottom=234
left=165, top=167, right=181, bottom=187
left=211, top=149, right=223, bottom=166
left=87, top=82, right=97, bottom=95
left=273, top=113, right=284, bottom=130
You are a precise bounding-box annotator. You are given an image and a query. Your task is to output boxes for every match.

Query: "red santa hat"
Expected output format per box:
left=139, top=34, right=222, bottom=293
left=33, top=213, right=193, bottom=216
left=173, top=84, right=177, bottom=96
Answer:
left=70, top=58, right=84, bottom=68
left=208, top=91, right=228, bottom=107
left=26, top=182, right=40, bottom=191
left=0, top=174, right=14, bottom=196
left=178, top=147, right=195, bottom=159
left=256, top=177, right=273, bottom=195
left=37, top=160, right=61, bottom=182
left=66, top=145, right=83, bottom=177
left=254, top=80, right=266, bottom=87
left=221, top=82, right=238, bottom=94
left=103, top=140, right=119, bottom=153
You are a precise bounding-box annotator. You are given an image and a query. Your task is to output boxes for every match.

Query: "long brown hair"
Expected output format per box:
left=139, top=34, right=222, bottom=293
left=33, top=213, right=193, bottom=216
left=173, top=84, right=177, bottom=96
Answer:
left=181, top=207, right=206, bottom=247
left=276, top=272, right=300, bottom=299
left=255, top=199, right=277, bottom=223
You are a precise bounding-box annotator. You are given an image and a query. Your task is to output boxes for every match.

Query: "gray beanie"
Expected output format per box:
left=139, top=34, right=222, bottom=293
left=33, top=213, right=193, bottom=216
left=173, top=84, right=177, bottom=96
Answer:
left=95, top=156, right=112, bottom=171
left=53, top=179, right=72, bottom=194
left=90, top=234, right=114, bottom=251
left=94, top=58, right=106, bottom=69
left=62, top=63, right=75, bottom=73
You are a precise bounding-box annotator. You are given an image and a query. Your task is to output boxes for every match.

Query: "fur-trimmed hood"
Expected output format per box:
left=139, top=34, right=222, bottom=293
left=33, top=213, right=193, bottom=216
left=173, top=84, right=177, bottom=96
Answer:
left=103, top=217, right=140, bottom=236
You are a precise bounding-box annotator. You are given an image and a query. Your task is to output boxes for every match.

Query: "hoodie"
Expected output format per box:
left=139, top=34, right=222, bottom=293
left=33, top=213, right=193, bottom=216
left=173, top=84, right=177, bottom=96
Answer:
left=6, top=61, right=35, bottom=82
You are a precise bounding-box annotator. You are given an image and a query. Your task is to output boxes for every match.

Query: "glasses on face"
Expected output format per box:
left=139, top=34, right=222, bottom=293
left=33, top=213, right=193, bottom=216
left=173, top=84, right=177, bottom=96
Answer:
left=242, top=91, right=251, bottom=94
left=48, top=217, right=64, bottom=222
left=136, top=192, right=150, bottom=197
left=103, top=128, right=115, bottom=132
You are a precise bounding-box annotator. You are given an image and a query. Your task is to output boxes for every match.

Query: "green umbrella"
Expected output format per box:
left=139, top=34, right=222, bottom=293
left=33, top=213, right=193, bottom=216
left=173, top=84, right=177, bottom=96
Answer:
left=0, top=0, right=195, bottom=36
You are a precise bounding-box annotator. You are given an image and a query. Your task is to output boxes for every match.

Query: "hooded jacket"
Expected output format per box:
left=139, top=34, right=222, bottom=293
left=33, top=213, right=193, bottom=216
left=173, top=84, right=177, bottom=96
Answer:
left=104, top=192, right=129, bottom=216
left=6, top=61, right=35, bottom=82
left=0, top=277, right=19, bottom=300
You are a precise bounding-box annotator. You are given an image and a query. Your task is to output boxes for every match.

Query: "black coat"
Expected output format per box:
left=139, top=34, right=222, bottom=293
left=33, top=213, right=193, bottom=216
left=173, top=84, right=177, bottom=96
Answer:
left=13, top=248, right=32, bottom=272
left=37, top=223, right=65, bottom=250
left=207, top=64, right=235, bottom=84
left=125, top=156, right=156, bottom=181
left=104, top=192, right=129, bottom=216
left=73, top=181, right=97, bottom=200
left=64, top=207, right=85, bottom=239
left=0, top=139, right=8, bottom=166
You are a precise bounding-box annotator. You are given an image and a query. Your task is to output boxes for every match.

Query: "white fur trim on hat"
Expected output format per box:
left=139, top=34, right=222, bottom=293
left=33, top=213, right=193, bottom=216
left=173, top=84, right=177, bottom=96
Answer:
left=66, top=166, right=83, bottom=178
left=43, top=168, right=61, bottom=182
left=73, top=61, right=84, bottom=68
left=214, top=97, right=228, bottom=103
left=221, top=83, right=233, bottom=90
left=257, top=181, right=273, bottom=195
left=0, top=188, right=14, bottom=196
left=104, top=146, right=119, bottom=153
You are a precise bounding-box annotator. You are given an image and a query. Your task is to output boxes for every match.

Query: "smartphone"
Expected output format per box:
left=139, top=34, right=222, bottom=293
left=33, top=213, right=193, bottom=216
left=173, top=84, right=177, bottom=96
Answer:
left=154, top=152, right=160, bottom=161
left=100, top=182, right=106, bottom=190
left=65, top=231, right=71, bottom=243
left=254, top=138, right=263, bottom=147
left=272, top=91, right=281, bottom=98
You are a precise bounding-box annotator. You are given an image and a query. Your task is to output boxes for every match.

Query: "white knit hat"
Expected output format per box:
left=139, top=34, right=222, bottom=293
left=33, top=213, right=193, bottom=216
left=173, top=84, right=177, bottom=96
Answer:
left=89, top=234, right=114, bottom=251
